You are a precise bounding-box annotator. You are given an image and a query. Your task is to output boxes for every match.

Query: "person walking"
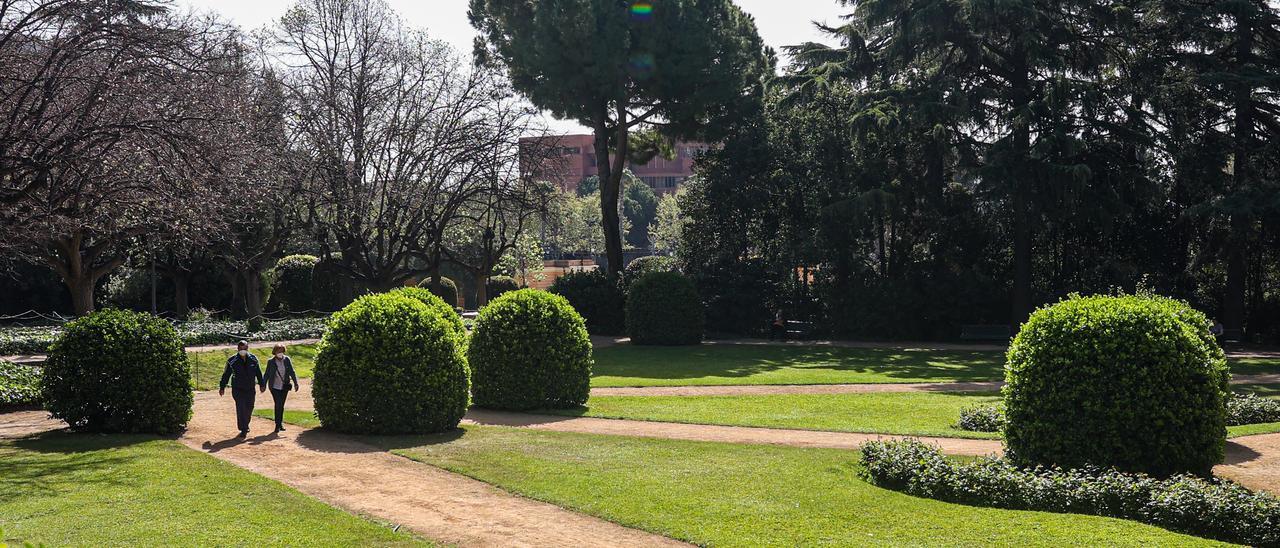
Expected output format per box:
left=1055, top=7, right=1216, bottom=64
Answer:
left=219, top=341, right=264, bottom=438
left=263, top=344, right=300, bottom=433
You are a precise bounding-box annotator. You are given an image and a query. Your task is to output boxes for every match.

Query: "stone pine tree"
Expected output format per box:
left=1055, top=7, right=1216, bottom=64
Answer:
left=469, top=0, right=769, bottom=274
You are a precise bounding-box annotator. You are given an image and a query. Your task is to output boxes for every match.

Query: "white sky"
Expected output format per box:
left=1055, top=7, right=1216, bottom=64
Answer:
left=175, top=0, right=846, bottom=133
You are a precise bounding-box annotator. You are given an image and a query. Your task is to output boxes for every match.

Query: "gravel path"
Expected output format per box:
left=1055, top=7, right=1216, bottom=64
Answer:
left=463, top=408, right=1004, bottom=456
left=1218, top=434, right=1280, bottom=494
left=178, top=390, right=688, bottom=548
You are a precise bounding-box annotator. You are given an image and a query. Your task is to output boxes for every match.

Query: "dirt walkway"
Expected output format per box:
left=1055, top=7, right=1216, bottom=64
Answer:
left=1217, top=434, right=1280, bottom=494
left=180, top=390, right=686, bottom=548
left=463, top=408, right=1003, bottom=457
left=0, top=409, right=63, bottom=439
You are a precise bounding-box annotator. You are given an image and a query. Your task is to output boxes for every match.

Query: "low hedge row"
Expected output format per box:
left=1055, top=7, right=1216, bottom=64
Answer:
left=957, top=394, right=1280, bottom=433
left=861, top=439, right=1280, bottom=546
left=1227, top=393, right=1280, bottom=425
left=955, top=403, right=1004, bottom=432
left=0, top=360, right=41, bottom=407
left=0, top=318, right=326, bottom=355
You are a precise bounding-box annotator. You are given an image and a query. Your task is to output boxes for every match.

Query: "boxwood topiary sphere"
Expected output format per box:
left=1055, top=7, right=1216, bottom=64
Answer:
left=486, top=275, right=520, bottom=300
left=1003, top=294, right=1229, bottom=477
left=271, top=254, right=319, bottom=311
left=623, top=255, right=676, bottom=289
left=626, top=271, right=705, bottom=345
left=313, top=293, right=469, bottom=434
left=41, top=309, right=192, bottom=434
left=468, top=289, right=592, bottom=410
left=549, top=270, right=625, bottom=335
left=389, top=287, right=466, bottom=345
left=418, top=276, right=459, bottom=308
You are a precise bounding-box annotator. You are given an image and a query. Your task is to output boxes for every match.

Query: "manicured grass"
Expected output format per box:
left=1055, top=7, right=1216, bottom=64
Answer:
left=0, top=433, right=426, bottom=546
left=189, top=344, right=318, bottom=391
left=542, top=392, right=1004, bottom=439
left=591, top=345, right=1007, bottom=387
left=387, top=425, right=1225, bottom=546
left=1228, top=421, right=1280, bottom=437
left=1233, top=383, right=1280, bottom=398
left=590, top=344, right=1280, bottom=388
left=255, top=408, right=320, bottom=428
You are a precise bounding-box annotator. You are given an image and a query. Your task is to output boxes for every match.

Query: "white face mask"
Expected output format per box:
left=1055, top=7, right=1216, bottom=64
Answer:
left=238, top=350, right=248, bottom=357
left=274, top=353, right=285, bottom=360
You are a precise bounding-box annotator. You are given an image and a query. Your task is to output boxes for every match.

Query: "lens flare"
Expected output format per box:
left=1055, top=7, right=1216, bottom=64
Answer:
left=630, top=2, right=653, bottom=21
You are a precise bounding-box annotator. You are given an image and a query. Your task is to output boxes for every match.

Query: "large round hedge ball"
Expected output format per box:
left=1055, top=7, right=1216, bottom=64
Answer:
left=549, top=270, right=626, bottom=335
left=468, top=290, right=592, bottom=410
left=626, top=271, right=705, bottom=345
left=313, top=293, right=469, bottom=434
left=389, top=287, right=466, bottom=345
left=1003, top=294, right=1229, bottom=477
left=41, top=309, right=192, bottom=434
left=623, top=255, right=676, bottom=289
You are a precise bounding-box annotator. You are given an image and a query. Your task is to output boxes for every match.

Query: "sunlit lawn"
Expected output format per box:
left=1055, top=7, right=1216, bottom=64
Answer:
left=543, top=392, right=1004, bottom=439
left=0, top=433, right=426, bottom=546
left=381, top=425, right=1225, bottom=547
left=188, top=344, right=318, bottom=391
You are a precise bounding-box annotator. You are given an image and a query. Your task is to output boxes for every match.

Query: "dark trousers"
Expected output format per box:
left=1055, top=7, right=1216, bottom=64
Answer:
left=270, top=388, right=289, bottom=430
left=769, top=323, right=786, bottom=341
left=232, top=388, right=256, bottom=433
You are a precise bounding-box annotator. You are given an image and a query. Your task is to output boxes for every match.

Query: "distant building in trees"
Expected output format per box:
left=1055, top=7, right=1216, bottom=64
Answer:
left=522, top=134, right=709, bottom=195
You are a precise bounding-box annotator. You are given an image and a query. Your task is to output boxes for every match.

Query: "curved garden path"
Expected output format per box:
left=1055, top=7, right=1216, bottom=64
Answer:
left=177, top=390, right=689, bottom=548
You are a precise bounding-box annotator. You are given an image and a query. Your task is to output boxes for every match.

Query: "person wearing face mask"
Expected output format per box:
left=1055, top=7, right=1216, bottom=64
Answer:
left=219, top=340, right=264, bottom=438
left=263, top=343, right=300, bottom=433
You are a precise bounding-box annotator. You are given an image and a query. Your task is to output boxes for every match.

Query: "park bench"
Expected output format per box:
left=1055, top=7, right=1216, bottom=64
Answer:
left=959, top=324, right=1013, bottom=341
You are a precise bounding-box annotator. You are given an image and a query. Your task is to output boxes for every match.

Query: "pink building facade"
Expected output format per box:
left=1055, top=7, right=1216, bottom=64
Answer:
left=524, top=134, right=709, bottom=195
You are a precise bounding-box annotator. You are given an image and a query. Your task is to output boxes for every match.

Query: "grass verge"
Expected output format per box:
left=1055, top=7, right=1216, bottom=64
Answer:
left=543, top=392, right=1004, bottom=439
left=0, top=433, right=425, bottom=546
left=189, top=344, right=318, bottom=391
left=387, top=425, right=1226, bottom=547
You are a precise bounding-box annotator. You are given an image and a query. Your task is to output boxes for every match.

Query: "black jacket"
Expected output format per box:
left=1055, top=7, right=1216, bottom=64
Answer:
left=263, top=356, right=300, bottom=391
left=220, top=353, right=263, bottom=391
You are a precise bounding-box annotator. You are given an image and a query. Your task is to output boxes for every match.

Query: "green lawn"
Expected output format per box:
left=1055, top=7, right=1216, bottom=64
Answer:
left=543, top=392, right=1004, bottom=439
left=255, top=408, right=320, bottom=427
left=384, top=425, right=1226, bottom=547
left=0, top=433, right=425, bottom=546
left=189, top=344, right=318, bottom=391
left=590, top=344, right=1280, bottom=388
left=590, top=345, right=1008, bottom=387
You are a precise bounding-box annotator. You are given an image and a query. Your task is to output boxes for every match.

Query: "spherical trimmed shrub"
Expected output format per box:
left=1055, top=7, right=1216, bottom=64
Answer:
left=41, top=309, right=192, bottom=434
left=389, top=287, right=466, bottom=344
left=271, top=254, right=319, bottom=311
left=626, top=271, right=705, bottom=345
left=486, top=275, right=520, bottom=301
left=1004, top=294, right=1229, bottom=477
left=624, top=255, right=676, bottom=286
left=419, top=276, right=459, bottom=308
left=549, top=270, right=625, bottom=335
left=468, top=289, right=592, bottom=410
left=312, top=293, right=469, bottom=434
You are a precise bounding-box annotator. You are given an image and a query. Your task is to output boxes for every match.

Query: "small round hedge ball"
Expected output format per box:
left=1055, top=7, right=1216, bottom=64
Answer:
left=313, top=293, right=469, bottom=434
left=41, top=309, right=192, bottom=434
left=1003, top=294, right=1229, bottom=477
left=626, top=271, right=704, bottom=345
left=390, top=287, right=466, bottom=345
left=468, top=289, right=592, bottom=410
left=418, top=276, right=459, bottom=308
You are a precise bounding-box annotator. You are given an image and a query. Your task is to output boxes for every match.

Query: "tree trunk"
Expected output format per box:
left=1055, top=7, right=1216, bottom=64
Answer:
left=1009, top=51, right=1034, bottom=326
left=475, top=269, right=489, bottom=308
left=226, top=269, right=246, bottom=319
left=594, top=115, right=627, bottom=275
left=1223, top=16, right=1255, bottom=334
left=173, top=271, right=190, bottom=319
left=242, top=268, right=265, bottom=321
left=67, top=275, right=96, bottom=317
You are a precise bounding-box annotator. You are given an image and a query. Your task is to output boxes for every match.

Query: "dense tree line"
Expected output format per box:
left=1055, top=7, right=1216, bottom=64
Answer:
left=0, top=0, right=553, bottom=317
left=681, top=0, right=1280, bottom=341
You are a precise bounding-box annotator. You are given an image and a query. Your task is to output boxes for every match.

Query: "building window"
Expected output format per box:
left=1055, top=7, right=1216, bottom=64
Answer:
left=664, top=176, right=678, bottom=188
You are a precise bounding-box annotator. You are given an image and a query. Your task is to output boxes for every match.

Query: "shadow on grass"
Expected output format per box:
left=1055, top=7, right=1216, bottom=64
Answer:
left=294, top=425, right=467, bottom=455
left=592, top=345, right=1007, bottom=383
left=0, top=432, right=157, bottom=504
